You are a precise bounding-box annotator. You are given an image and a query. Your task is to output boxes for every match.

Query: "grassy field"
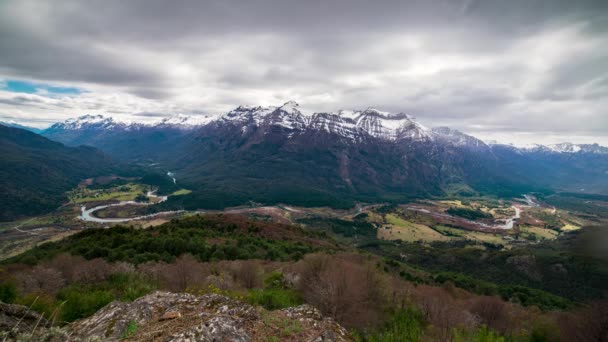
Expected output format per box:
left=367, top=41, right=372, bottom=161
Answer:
left=560, top=223, right=581, bottom=231
left=520, top=226, right=559, bottom=240
left=171, top=189, right=192, bottom=196
left=432, top=224, right=509, bottom=245
left=68, top=183, right=148, bottom=203
left=378, top=214, right=449, bottom=242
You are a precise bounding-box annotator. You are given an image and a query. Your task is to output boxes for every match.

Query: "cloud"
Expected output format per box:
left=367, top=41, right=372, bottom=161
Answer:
left=0, top=0, right=607, bottom=144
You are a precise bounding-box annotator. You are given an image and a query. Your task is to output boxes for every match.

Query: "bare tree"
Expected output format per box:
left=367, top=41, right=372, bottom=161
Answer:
left=297, top=253, right=386, bottom=328
left=469, top=296, right=510, bottom=335
left=163, top=254, right=207, bottom=291
left=235, top=260, right=261, bottom=289
left=15, top=266, right=65, bottom=296
left=558, top=300, right=608, bottom=342
left=72, top=258, right=112, bottom=283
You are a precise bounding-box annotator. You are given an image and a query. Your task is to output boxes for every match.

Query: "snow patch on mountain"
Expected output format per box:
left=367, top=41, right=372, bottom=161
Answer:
left=431, top=127, right=488, bottom=148
left=50, top=114, right=132, bottom=130
left=155, top=114, right=215, bottom=127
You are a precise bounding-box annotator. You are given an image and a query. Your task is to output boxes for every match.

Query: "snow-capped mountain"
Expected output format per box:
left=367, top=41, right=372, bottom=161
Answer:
left=47, top=114, right=130, bottom=130
left=47, top=113, right=216, bottom=131
left=42, top=102, right=607, bottom=156
left=213, top=101, right=433, bottom=142
left=34, top=101, right=608, bottom=202
left=546, top=142, right=608, bottom=154
left=520, top=142, right=608, bottom=154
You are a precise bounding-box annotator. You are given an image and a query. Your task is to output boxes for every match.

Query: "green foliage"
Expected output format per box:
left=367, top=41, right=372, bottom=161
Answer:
left=447, top=207, right=492, bottom=220
left=354, top=307, right=424, bottom=342
left=104, top=273, right=158, bottom=301
left=453, top=325, right=505, bottom=342
left=58, top=288, right=114, bottom=322
left=0, top=124, right=136, bottom=221
left=248, top=271, right=303, bottom=310
left=263, top=271, right=288, bottom=289
left=139, top=173, right=179, bottom=195
left=497, top=285, right=570, bottom=310
left=15, top=293, right=59, bottom=320
left=134, top=193, right=149, bottom=203
left=55, top=273, right=156, bottom=322
left=363, top=228, right=608, bottom=306
left=541, top=193, right=608, bottom=218
left=0, top=281, right=17, bottom=303
left=298, top=217, right=377, bottom=238
left=122, top=320, right=138, bottom=338
left=248, top=288, right=303, bottom=310
left=434, top=272, right=498, bottom=296
left=7, top=216, right=328, bottom=265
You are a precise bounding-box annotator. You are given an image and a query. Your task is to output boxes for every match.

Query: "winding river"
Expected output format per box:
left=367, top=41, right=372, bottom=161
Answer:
left=79, top=191, right=183, bottom=223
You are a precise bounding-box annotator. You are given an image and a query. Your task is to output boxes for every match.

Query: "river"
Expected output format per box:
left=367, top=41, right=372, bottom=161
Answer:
left=79, top=191, right=182, bottom=223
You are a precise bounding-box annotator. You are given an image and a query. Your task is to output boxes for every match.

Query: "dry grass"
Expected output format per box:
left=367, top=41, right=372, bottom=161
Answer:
left=378, top=214, right=449, bottom=242
left=520, top=226, right=559, bottom=240
left=560, top=223, right=581, bottom=231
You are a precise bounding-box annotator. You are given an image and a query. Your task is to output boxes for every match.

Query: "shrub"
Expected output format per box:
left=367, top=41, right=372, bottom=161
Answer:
left=354, top=307, right=424, bottom=342
left=247, top=288, right=303, bottom=310
left=0, top=281, right=17, bottom=303
left=298, top=253, right=386, bottom=328
left=447, top=207, right=492, bottom=220
left=57, top=287, right=114, bottom=322
left=453, top=325, right=505, bottom=342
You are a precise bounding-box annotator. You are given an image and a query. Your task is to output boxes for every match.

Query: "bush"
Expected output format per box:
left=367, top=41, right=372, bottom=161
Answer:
left=447, top=207, right=492, bottom=220
left=0, top=281, right=17, bottom=303
left=104, top=273, right=157, bottom=301
left=354, top=307, right=424, bottom=342
left=248, top=288, right=303, bottom=310
left=58, top=287, right=114, bottom=322
left=453, top=325, right=505, bottom=342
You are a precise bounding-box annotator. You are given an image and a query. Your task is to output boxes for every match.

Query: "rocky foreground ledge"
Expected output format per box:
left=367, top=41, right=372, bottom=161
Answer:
left=1, top=291, right=351, bottom=341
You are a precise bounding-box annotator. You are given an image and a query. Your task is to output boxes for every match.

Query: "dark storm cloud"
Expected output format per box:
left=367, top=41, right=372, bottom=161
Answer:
left=0, top=0, right=607, bottom=143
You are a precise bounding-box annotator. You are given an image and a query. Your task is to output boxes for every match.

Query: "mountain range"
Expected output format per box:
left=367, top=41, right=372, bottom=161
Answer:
left=0, top=125, right=131, bottom=220
left=4, top=101, right=608, bottom=215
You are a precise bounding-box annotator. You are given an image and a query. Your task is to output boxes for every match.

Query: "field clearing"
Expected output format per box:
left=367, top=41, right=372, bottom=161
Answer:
left=69, top=183, right=147, bottom=203
left=521, top=226, right=559, bottom=240
left=439, top=200, right=465, bottom=207
left=379, top=214, right=449, bottom=242
left=138, top=219, right=170, bottom=228
left=463, top=231, right=508, bottom=244
left=171, top=189, right=192, bottom=196
left=560, top=223, right=581, bottom=231
left=432, top=224, right=508, bottom=244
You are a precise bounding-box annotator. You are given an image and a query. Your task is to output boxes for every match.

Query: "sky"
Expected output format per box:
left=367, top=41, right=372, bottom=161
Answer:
left=0, top=0, right=607, bottom=146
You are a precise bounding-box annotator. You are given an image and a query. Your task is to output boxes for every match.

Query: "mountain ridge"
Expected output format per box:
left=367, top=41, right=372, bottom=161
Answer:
left=39, top=101, right=606, bottom=153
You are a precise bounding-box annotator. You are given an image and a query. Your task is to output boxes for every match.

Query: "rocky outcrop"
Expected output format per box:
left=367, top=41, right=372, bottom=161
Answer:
left=0, top=301, right=47, bottom=339
left=67, top=291, right=351, bottom=341
left=0, top=301, right=68, bottom=342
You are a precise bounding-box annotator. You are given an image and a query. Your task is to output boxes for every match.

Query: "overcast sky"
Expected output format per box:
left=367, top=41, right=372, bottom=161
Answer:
left=1, top=0, right=607, bottom=145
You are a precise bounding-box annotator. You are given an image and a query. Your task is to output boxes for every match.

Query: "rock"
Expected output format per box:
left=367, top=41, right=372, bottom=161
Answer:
left=66, top=291, right=351, bottom=341
left=160, top=311, right=182, bottom=320
left=169, top=316, right=251, bottom=342
left=0, top=301, right=47, bottom=339
left=0, top=301, right=69, bottom=342
left=279, top=305, right=350, bottom=342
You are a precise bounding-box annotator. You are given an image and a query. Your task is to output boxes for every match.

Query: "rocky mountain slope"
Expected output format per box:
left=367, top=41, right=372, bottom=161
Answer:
left=1, top=292, right=350, bottom=342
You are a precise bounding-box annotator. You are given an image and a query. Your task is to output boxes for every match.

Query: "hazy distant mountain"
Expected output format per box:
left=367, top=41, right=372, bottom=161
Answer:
left=0, top=125, right=129, bottom=221
left=39, top=102, right=608, bottom=210
left=0, top=121, right=43, bottom=134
